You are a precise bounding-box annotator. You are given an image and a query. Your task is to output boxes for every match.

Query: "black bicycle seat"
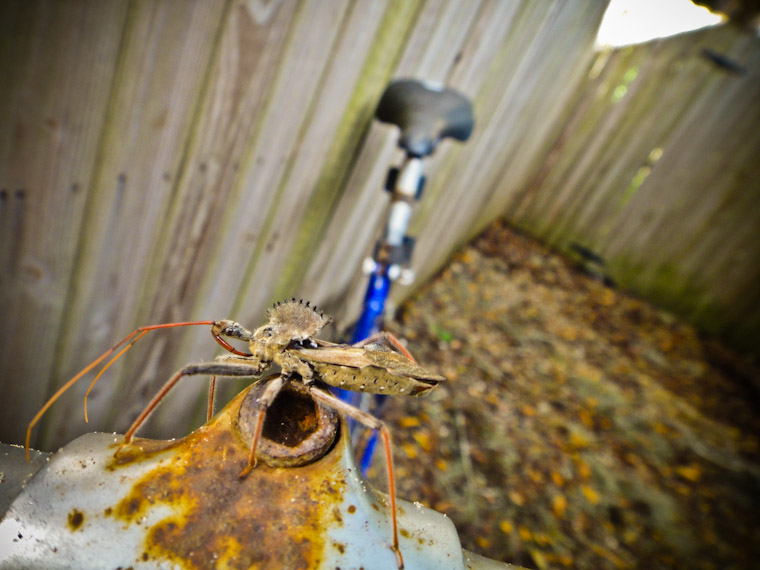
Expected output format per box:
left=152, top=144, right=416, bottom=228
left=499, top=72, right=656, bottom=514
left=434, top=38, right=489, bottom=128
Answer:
left=375, top=79, right=474, bottom=157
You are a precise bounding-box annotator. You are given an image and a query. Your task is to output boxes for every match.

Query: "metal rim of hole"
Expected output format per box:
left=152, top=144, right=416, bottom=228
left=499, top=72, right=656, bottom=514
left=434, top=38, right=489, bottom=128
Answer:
left=237, top=376, right=340, bottom=468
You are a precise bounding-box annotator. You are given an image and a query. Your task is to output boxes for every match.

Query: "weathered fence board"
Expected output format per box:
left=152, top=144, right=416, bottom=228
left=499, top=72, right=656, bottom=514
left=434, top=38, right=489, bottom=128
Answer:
left=142, top=0, right=360, bottom=436
left=6, top=1, right=757, bottom=450
left=510, top=24, right=760, bottom=354
left=40, top=0, right=232, bottom=446
left=412, top=1, right=609, bottom=287
left=0, top=0, right=130, bottom=445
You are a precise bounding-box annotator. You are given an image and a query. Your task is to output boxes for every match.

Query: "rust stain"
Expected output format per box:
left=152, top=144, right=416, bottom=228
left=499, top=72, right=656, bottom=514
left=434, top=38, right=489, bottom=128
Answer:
left=104, top=382, right=347, bottom=570
left=67, top=509, right=84, bottom=531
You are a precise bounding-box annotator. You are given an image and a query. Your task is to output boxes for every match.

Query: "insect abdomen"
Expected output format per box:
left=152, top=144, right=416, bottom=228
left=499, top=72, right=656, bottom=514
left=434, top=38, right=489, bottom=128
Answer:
left=311, top=362, right=434, bottom=396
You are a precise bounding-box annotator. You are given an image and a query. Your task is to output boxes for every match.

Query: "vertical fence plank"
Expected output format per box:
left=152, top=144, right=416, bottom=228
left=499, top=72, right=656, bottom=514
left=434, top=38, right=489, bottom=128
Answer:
left=0, top=0, right=129, bottom=445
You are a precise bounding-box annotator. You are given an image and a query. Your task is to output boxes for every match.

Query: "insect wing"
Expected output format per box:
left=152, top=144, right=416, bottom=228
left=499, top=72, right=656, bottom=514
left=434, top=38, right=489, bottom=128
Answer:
left=362, top=346, right=445, bottom=383
left=297, top=346, right=445, bottom=383
left=295, top=346, right=376, bottom=368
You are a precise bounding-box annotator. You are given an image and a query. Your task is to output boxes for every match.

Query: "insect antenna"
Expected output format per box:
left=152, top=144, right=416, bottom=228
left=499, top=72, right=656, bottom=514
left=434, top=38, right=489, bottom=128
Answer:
left=25, top=320, right=215, bottom=461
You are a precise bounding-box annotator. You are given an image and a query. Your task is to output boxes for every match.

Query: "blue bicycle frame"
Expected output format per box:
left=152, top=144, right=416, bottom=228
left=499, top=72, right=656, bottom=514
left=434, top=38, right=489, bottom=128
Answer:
left=336, top=79, right=474, bottom=474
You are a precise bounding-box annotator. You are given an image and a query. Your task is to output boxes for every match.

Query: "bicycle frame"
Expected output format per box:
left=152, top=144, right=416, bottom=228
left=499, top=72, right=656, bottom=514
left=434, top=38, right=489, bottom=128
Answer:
left=336, top=79, right=473, bottom=473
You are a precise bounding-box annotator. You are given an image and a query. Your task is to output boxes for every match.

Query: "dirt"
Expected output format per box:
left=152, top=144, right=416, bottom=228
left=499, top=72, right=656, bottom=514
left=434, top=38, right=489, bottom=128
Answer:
left=366, top=220, right=760, bottom=570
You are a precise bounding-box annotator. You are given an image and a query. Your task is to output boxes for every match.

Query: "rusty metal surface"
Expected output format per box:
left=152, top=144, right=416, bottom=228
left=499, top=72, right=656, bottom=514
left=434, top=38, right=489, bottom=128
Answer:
left=0, top=379, right=515, bottom=569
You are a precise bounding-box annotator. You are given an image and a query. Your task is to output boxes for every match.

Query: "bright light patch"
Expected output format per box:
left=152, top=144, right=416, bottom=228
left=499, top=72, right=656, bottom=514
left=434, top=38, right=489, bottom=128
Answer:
left=596, top=0, right=724, bottom=48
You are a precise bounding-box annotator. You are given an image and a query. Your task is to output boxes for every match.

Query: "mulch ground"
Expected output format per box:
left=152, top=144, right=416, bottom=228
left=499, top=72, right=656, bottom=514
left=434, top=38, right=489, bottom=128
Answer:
left=366, top=220, right=760, bottom=570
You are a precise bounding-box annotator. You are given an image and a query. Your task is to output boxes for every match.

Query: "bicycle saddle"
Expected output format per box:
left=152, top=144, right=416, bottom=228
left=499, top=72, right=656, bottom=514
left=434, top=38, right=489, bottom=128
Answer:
left=375, top=79, right=474, bottom=157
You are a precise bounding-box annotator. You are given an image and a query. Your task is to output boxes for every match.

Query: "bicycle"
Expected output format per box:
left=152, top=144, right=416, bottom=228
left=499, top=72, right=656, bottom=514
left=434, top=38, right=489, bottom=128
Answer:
left=335, top=78, right=474, bottom=473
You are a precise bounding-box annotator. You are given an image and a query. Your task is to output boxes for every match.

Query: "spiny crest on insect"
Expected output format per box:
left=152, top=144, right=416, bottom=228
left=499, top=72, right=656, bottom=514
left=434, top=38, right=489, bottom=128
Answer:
left=264, top=298, right=332, bottom=342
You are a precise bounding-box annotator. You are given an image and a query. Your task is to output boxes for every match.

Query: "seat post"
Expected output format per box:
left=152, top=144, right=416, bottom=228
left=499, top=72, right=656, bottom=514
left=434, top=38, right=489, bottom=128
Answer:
left=345, top=80, right=474, bottom=473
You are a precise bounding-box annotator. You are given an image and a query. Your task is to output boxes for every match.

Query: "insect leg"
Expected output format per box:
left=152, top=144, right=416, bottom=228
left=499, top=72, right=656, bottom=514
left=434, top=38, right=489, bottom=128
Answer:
left=207, top=351, right=268, bottom=419
left=123, top=362, right=262, bottom=443
left=207, top=376, right=217, bottom=421
left=25, top=320, right=215, bottom=461
left=307, top=387, right=404, bottom=570
left=239, top=374, right=287, bottom=477
left=353, top=331, right=416, bottom=362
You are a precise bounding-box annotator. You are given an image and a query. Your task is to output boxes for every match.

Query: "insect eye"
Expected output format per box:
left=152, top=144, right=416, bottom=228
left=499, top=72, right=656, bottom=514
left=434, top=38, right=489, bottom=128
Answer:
left=263, top=327, right=273, bottom=337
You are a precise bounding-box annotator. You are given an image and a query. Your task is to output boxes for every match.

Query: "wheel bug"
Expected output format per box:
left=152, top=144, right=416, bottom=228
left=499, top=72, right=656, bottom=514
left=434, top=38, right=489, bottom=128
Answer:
left=25, top=298, right=444, bottom=569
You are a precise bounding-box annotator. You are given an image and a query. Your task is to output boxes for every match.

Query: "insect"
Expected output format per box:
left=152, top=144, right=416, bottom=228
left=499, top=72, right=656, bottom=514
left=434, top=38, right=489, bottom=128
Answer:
left=25, top=298, right=445, bottom=569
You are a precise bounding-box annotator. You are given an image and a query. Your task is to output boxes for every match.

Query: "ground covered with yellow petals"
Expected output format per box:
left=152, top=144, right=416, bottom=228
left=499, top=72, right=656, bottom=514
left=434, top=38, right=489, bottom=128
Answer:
left=370, top=221, right=760, bottom=570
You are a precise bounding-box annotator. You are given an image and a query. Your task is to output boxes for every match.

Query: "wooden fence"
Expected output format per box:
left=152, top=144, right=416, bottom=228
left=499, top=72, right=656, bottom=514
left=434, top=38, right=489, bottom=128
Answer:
left=2, top=0, right=757, bottom=451
left=508, top=24, right=760, bottom=356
